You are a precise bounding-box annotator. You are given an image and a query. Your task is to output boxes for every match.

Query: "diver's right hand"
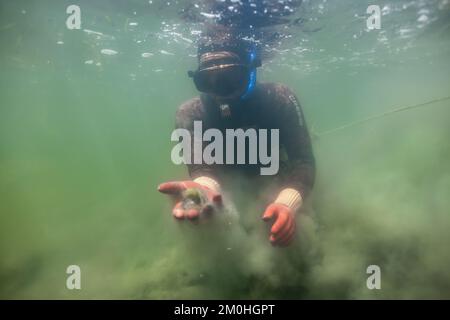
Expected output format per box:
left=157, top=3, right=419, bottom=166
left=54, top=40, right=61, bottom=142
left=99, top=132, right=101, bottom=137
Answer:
left=158, top=180, right=223, bottom=221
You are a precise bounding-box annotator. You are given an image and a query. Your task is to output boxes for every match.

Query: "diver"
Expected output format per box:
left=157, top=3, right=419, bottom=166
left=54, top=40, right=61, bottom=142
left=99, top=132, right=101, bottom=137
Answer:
left=158, top=31, right=315, bottom=247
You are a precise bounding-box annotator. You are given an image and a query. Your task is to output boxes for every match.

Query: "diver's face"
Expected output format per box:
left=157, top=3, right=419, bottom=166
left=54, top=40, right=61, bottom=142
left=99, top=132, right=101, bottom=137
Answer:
left=195, top=65, right=251, bottom=100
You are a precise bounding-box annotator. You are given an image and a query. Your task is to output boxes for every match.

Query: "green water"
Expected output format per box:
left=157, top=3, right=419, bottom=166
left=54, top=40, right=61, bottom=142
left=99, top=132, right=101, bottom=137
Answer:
left=1, top=0, right=450, bottom=299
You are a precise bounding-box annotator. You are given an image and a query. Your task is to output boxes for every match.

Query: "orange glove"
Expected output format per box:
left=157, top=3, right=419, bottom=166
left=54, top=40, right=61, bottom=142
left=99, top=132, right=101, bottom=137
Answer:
left=262, top=188, right=302, bottom=247
left=158, top=178, right=222, bottom=221
left=262, top=203, right=296, bottom=247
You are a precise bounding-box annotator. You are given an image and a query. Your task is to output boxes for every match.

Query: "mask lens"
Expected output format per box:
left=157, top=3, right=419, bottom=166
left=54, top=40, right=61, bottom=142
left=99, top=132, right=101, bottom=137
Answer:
left=194, top=66, right=249, bottom=97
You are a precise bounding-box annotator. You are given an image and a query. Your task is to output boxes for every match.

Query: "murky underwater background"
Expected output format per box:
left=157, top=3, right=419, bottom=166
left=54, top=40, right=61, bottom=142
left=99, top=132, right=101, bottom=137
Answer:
left=1, top=0, right=450, bottom=299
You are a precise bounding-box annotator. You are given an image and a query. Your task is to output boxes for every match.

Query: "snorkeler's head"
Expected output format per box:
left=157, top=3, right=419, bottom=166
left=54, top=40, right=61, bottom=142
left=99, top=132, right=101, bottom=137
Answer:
left=188, top=32, right=261, bottom=100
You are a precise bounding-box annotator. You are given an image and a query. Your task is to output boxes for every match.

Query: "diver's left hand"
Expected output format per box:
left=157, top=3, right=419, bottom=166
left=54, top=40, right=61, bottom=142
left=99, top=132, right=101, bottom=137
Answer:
left=262, top=203, right=296, bottom=247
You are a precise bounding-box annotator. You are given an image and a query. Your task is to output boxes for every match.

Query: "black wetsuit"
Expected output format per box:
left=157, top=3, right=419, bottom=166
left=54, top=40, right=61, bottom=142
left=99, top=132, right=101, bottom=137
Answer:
left=175, top=82, right=315, bottom=199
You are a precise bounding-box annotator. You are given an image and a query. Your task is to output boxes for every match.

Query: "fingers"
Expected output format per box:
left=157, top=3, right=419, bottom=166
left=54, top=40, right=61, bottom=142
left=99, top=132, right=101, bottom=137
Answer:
left=172, top=202, right=201, bottom=222
left=270, top=213, right=294, bottom=246
left=262, top=204, right=277, bottom=221
left=172, top=202, right=185, bottom=219
left=158, top=181, right=186, bottom=195
left=272, top=219, right=296, bottom=247
left=270, top=224, right=295, bottom=246
left=264, top=205, right=297, bottom=247
left=272, top=212, right=293, bottom=237
left=186, top=208, right=200, bottom=220
left=270, top=209, right=290, bottom=235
